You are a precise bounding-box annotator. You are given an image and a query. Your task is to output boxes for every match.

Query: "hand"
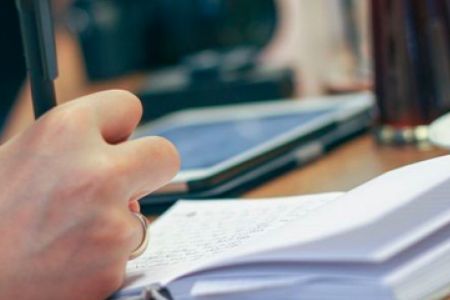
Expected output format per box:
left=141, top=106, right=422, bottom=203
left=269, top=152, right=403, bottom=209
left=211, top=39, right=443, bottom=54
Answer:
left=0, top=90, right=180, bottom=300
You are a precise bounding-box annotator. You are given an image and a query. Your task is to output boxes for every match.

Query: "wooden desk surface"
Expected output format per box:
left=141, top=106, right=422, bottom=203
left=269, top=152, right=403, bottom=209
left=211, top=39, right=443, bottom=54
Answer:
left=245, top=133, right=447, bottom=198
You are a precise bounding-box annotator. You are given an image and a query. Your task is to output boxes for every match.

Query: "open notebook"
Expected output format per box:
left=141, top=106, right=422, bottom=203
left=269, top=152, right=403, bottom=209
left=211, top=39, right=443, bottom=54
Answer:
left=113, top=155, right=450, bottom=300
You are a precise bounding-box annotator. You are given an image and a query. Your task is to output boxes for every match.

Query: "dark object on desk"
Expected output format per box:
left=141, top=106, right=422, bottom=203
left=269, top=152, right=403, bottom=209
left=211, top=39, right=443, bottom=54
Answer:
left=136, top=93, right=374, bottom=212
left=137, top=49, right=295, bottom=122
left=372, top=0, right=450, bottom=145
left=67, top=0, right=283, bottom=121
left=15, top=0, right=58, bottom=118
left=0, top=0, right=26, bottom=131
left=68, top=0, right=277, bottom=81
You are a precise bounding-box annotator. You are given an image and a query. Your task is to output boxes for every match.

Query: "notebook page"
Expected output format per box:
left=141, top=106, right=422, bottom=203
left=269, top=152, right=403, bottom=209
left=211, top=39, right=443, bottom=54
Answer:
left=215, top=155, right=450, bottom=264
left=121, top=193, right=342, bottom=293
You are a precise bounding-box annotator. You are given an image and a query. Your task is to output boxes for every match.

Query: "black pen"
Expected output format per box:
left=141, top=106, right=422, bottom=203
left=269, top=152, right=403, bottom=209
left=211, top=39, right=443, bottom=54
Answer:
left=15, top=0, right=58, bottom=119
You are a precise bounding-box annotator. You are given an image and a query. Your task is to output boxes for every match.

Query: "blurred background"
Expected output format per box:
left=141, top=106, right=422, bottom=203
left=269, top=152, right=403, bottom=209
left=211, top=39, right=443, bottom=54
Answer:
left=0, top=0, right=373, bottom=140
left=65, top=0, right=371, bottom=97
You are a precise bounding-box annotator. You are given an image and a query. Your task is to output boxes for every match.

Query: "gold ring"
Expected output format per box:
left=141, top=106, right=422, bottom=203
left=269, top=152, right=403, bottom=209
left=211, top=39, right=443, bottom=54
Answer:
left=129, top=212, right=150, bottom=260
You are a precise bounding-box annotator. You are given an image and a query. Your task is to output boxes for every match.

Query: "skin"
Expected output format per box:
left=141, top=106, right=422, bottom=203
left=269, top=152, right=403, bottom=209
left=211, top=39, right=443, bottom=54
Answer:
left=0, top=90, right=180, bottom=300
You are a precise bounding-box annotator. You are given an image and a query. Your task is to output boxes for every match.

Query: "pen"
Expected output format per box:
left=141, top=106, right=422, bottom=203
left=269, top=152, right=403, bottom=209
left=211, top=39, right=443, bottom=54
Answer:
left=15, top=0, right=58, bottom=119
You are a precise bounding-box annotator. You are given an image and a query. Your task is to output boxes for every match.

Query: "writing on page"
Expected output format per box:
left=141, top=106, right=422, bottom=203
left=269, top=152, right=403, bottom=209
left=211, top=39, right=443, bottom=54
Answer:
left=127, top=195, right=339, bottom=274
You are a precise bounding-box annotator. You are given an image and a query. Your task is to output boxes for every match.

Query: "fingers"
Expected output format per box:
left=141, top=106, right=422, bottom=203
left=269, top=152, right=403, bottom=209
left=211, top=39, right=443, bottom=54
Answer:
left=129, top=200, right=141, bottom=213
left=37, top=90, right=179, bottom=204
left=94, top=209, right=149, bottom=264
left=108, top=209, right=149, bottom=261
left=113, top=136, right=181, bottom=199
left=83, top=90, right=143, bottom=144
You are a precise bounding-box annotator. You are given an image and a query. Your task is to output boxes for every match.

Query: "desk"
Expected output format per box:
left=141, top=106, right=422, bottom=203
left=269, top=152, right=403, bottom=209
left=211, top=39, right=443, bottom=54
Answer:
left=245, top=133, right=447, bottom=198
left=146, top=133, right=447, bottom=220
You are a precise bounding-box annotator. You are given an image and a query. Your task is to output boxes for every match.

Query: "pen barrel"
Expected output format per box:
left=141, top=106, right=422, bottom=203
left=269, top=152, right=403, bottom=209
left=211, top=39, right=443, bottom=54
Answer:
left=16, top=0, right=58, bottom=118
left=30, top=78, right=57, bottom=118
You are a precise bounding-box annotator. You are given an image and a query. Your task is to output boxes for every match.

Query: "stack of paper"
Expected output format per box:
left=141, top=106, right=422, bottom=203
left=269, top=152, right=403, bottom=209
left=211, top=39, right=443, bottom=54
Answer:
left=113, top=155, right=450, bottom=300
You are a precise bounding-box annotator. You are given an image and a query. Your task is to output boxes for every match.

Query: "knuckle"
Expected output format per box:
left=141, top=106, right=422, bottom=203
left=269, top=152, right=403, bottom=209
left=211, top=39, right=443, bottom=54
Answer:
left=58, top=156, right=125, bottom=205
left=90, top=155, right=125, bottom=187
left=40, top=104, right=93, bottom=136
left=103, top=155, right=130, bottom=178
left=91, top=155, right=115, bottom=178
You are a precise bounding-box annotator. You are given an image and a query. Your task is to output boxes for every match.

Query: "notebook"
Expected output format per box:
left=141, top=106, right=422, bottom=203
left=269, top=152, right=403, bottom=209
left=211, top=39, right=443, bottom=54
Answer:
left=113, top=155, right=450, bottom=300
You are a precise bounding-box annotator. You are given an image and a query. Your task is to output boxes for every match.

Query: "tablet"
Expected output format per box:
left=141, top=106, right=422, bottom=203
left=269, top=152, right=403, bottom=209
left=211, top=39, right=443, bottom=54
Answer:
left=134, top=92, right=374, bottom=206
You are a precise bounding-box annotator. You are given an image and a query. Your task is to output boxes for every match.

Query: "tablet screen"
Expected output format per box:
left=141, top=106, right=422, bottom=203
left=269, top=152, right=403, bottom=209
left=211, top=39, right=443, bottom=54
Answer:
left=137, top=109, right=333, bottom=171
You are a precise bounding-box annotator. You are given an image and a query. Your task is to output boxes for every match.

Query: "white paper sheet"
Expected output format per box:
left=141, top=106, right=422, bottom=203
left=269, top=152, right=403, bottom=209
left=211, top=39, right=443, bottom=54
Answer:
left=122, top=193, right=342, bottom=292
left=211, top=155, right=450, bottom=265
left=116, top=156, right=450, bottom=299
